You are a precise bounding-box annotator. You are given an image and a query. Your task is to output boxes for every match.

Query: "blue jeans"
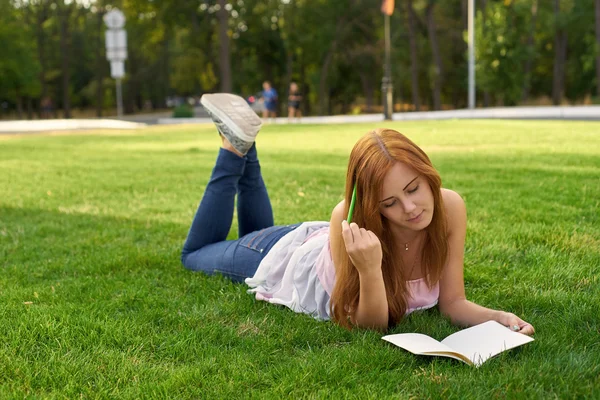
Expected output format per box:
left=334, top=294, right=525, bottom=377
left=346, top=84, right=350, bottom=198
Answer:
left=181, top=144, right=299, bottom=283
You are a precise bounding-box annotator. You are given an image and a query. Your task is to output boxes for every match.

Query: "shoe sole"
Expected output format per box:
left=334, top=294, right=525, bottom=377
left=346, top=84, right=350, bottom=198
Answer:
left=200, top=94, right=262, bottom=142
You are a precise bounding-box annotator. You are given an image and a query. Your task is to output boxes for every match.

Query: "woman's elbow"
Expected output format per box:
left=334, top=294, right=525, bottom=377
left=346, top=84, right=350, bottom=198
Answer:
left=438, top=298, right=464, bottom=321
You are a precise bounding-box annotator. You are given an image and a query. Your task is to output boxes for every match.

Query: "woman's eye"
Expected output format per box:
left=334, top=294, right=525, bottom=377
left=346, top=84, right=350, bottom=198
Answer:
left=408, top=185, right=419, bottom=194
left=383, top=200, right=396, bottom=208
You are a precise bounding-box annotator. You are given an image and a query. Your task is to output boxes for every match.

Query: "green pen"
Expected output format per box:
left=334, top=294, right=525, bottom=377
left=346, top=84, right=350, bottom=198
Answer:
left=346, top=183, right=357, bottom=222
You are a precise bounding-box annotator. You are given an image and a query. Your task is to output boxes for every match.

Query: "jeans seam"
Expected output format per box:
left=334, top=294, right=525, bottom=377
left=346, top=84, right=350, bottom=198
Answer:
left=246, top=228, right=269, bottom=249
left=212, top=268, right=247, bottom=278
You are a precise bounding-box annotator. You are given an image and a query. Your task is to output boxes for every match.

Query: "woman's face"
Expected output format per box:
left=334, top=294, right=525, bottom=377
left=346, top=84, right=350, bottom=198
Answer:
left=378, top=162, right=434, bottom=233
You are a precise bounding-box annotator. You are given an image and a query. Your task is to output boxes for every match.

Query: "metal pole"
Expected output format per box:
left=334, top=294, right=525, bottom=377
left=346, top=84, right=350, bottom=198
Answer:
left=468, top=0, right=475, bottom=109
left=382, top=13, right=393, bottom=120
left=116, top=78, right=123, bottom=118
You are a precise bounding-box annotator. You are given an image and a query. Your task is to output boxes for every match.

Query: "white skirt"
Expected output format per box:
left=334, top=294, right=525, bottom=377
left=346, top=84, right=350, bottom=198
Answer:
left=245, top=221, right=332, bottom=320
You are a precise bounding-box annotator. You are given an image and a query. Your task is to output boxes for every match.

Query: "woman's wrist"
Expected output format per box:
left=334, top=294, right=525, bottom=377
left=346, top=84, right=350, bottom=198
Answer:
left=492, top=309, right=509, bottom=323
left=357, top=267, right=383, bottom=282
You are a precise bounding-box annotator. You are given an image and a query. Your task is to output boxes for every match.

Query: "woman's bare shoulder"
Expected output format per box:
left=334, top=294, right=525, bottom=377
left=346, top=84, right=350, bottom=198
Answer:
left=331, top=199, right=345, bottom=221
left=441, top=188, right=464, bottom=208
left=441, top=188, right=467, bottom=231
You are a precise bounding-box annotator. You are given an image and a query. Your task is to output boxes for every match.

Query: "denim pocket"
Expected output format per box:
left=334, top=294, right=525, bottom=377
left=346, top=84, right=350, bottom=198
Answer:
left=239, top=226, right=282, bottom=253
left=239, top=224, right=299, bottom=253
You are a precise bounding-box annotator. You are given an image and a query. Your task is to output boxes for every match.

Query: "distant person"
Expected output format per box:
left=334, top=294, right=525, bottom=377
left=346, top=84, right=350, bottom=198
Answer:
left=287, top=82, right=302, bottom=122
left=261, top=81, right=278, bottom=120
left=182, top=92, right=535, bottom=335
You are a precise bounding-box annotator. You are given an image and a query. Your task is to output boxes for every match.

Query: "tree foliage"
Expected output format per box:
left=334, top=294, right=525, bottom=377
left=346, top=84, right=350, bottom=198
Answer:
left=0, top=0, right=599, bottom=118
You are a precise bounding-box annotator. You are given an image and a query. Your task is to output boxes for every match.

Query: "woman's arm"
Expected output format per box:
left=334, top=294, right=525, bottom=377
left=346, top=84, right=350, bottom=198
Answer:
left=329, top=202, right=389, bottom=330
left=437, top=190, right=535, bottom=335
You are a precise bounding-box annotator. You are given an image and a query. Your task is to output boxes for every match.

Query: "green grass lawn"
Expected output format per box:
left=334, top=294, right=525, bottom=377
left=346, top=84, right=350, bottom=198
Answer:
left=1, top=120, right=599, bottom=398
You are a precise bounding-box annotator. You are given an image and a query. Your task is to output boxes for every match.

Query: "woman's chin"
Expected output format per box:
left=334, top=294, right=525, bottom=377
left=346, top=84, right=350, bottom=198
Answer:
left=408, top=211, right=432, bottom=230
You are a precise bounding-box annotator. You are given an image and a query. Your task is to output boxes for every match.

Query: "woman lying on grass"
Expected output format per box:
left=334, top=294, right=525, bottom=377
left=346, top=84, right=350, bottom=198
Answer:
left=182, top=93, right=535, bottom=335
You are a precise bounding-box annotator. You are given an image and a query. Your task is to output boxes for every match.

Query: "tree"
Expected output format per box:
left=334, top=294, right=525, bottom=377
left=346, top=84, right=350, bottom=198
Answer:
left=1, top=0, right=599, bottom=118
left=93, top=4, right=106, bottom=117
left=406, top=0, right=421, bottom=110
left=0, top=1, right=41, bottom=119
left=475, top=1, right=529, bottom=106
left=596, top=0, right=600, bottom=96
left=426, top=0, right=443, bottom=110
left=521, top=0, right=538, bottom=102
left=552, top=0, right=568, bottom=105
left=57, top=0, right=74, bottom=118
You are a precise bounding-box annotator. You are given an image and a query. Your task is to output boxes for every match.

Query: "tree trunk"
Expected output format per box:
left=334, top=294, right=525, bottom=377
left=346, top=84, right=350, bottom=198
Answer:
left=95, top=8, right=104, bottom=117
left=552, top=0, right=567, bottom=105
left=318, top=17, right=347, bottom=115
left=160, top=33, right=170, bottom=109
left=124, top=52, right=136, bottom=114
left=481, top=0, right=491, bottom=106
left=59, top=1, right=71, bottom=118
left=522, top=0, right=538, bottom=102
left=284, top=0, right=296, bottom=102
left=359, top=72, right=374, bottom=113
left=285, top=50, right=293, bottom=102
left=217, top=0, right=232, bottom=92
left=318, top=47, right=335, bottom=115
left=461, top=0, right=468, bottom=33
left=407, top=0, right=421, bottom=111
left=300, top=53, right=309, bottom=115
left=16, top=94, right=23, bottom=120
left=35, top=2, right=49, bottom=119
left=27, top=97, right=34, bottom=119
left=426, top=0, right=443, bottom=110
left=596, top=0, right=600, bottom=96
left=125, top=80, right=137, bottom=114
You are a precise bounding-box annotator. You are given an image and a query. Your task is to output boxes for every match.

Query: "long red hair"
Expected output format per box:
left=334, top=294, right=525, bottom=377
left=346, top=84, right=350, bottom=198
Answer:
left=330, top=129, right=448, bottom=328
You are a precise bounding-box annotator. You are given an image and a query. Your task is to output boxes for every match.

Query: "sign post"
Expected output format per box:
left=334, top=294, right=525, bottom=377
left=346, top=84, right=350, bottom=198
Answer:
left=468, top=0, right=475, bottom=109
left=104, top=9, right=127, bottom=118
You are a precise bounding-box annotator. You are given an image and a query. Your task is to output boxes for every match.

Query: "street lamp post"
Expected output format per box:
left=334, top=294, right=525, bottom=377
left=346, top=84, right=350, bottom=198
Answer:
left=468, top=0, right=475, bottom=109
left=104, top=9, right=127, bottom=118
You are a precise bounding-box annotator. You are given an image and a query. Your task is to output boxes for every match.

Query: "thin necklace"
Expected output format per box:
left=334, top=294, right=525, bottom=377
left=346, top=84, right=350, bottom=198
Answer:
left=402, top=234, right=422, bottom=279
left=403, top=233, right=421, bottom=251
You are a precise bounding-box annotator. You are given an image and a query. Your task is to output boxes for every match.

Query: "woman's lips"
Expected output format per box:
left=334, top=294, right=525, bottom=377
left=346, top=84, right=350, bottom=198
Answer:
left=407, top=211, right=423, bottom=223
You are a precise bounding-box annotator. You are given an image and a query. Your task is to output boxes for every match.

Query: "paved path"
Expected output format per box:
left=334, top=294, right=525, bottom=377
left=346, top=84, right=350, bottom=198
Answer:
left=157, top=105, right=600, bottom=125
left=0, top=119, right=145, bottom=134
left=2, top=106, right=599, bottom=133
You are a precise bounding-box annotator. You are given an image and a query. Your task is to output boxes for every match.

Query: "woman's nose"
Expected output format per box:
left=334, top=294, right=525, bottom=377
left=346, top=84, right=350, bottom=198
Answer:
left=403, top=200, right=417, bottom=214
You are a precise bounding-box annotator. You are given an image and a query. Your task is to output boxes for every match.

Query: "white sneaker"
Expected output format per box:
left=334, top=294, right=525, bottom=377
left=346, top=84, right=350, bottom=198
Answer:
left=200, top=93, right=262, bottom=155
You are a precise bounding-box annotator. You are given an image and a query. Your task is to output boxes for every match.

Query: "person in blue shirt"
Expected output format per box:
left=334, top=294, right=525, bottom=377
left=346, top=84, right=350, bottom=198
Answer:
left=261, top=81, right=278, bottom=119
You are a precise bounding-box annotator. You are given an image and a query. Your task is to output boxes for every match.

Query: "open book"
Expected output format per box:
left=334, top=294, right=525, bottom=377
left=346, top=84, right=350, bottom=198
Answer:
left=382, top=320, right=534, bottom=367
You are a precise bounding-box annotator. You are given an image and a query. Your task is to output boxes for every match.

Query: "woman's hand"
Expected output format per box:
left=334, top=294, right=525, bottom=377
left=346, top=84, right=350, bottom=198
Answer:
left=341, top=220, right=383, bottom=275
left=496, top=311, right=535, bottom=336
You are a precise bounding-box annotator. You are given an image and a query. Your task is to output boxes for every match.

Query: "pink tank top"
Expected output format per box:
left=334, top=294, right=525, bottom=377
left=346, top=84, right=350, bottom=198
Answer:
left=312, top=228, right=439, bottom=315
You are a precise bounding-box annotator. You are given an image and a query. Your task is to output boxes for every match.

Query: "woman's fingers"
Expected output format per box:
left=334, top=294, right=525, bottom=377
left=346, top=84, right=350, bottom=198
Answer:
left=515, top=319, right=535, bottom=335
left=359, top=227, right=368, bottom=240
left=341, top=221, right=364, bottom=243
left=341, top=221, right=378, bottom=249
left=503, top=313, right=535, bottom=336
left=350, top=223, right=362, bottom=239
left=518, top=323, right=535, bottom=336
left=367, top=230, right=379, bottom=243
left=340, top=222, right=383, bottom=272
left=341, top=220, right=354, bottom=245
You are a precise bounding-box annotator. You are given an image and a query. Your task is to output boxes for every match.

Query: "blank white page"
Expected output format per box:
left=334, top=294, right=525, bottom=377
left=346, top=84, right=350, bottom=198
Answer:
left=441, top=321, right=534, bottom=367
left=382, top=333, right=456, bottom=355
